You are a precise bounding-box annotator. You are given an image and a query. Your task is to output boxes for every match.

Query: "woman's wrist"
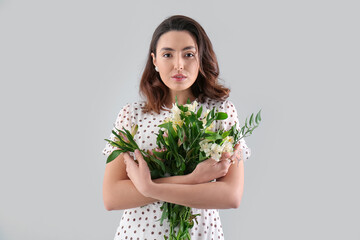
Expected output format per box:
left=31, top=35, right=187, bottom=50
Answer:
left=142, top=180, right=157, bottom=198
left=186, top=172, right=200, bottom=184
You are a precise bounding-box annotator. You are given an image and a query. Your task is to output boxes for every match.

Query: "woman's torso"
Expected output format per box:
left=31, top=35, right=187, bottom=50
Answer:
left=114, top=201, right=225, bottom=240
left=103, top=97, right=247, bottom=240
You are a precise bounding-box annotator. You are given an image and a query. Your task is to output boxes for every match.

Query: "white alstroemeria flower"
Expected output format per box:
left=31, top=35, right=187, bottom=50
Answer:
left=210, top=143, right=224, bottom=162
left=163, top=116, right=171, bottom=123
left=172, top=118, right=184, bottom=132
left=199, top=139, right=212, bottom=157
left=168, top=103, right=184, bottom=131
left=224, top=136, right=234, bottom=145
left=222, top=141, right=234, bottom=154
left=184, top=100, right=198, bottom=113
left=221, top=136, right=235, bottom=154
left=171, top=103, right=182, bottom=121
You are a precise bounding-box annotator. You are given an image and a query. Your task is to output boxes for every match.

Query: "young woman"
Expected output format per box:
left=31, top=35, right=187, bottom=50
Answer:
left=102, top=15, right=251, bottom=240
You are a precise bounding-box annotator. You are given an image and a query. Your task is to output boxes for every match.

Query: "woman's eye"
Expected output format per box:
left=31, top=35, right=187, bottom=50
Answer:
left=185, top=53, right=195, bottom=57
left=163, top=53, right=171, bottom=58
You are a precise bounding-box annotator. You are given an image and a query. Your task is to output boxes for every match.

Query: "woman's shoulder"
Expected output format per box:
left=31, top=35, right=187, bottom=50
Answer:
left=116, top=100, right=147, bottom=113
left=200, top=97, right=236, bottom=109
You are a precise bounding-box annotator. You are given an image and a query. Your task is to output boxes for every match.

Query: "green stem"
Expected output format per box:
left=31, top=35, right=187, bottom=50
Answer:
left=186, top=118, right=213, bottom=150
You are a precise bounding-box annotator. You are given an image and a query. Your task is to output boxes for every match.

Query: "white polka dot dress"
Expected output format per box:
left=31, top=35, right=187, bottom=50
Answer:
left=103, top=97, right=251, bottom=240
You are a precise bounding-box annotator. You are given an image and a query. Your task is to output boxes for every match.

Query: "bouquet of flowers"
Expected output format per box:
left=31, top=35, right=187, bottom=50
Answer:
left=105, top=99, right=261, bottom=240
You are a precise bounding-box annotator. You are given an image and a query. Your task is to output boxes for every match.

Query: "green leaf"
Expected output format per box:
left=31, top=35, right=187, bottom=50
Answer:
left=160, top=203, right=168, bottom=224
left=255, top=112, right=259, bottom=124
left=106, top=150, right=121, bottom=163
left=206, top=108, right=215, bottom=122
left=180, top=161, right=186, bottom=173
left=111, top=130, right=133, bottom=149
left=110, top=129, right=124, bottom=142
left=176, top=125, right=183, bottom=142
left=196, top=106, right=203, bottom=118
left=185, top=148, right=195, bottom=160
left=241, top=126, right=246, bottom=136
left=258, top=109, right=262, bottom=121
left=169, top=123, right=177, bottom=139
left=152, top=149, right=166, bottom=159
left=216, top=112, right=228, bottom=120
left=149, top=156, right=166, bottom=173
left=178, top=105, right=187, bottom=112
left=199, top=151, right=207, bottom=161
left=157, top=123, right=168, bottom=130
left=188, top=114, right=196, bottom=123
left=158, top=122, right=176, bottom=139
left=203, top=132, right=223, bottom=141
left=150, top=169, right=162, bottom=179
left=221, top=130, right=230, bottom=138
left=104, top=139, right=122, bottom=148
left=122, top=127, right=140, bottom=149
left=249, top=113, right=254, bottom=126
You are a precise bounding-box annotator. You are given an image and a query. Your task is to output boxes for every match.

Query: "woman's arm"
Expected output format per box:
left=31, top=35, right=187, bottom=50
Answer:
left=146, top=161, right=244, bottom=209
left=103, top=152, right=232, bottom=210
left=103, top=153, right=195, bottom=210
left=124, top=145, right=244, bottom=209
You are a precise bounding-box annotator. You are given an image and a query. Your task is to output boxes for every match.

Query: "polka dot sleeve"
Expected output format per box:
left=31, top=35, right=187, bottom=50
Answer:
left=102, top=103, right=132, bottom=157
left=219, top=100, right=252, bottom=162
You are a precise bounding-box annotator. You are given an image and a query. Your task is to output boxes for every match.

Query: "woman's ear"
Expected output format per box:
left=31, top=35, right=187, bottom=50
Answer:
left=151, top=52, right=156, bottom=66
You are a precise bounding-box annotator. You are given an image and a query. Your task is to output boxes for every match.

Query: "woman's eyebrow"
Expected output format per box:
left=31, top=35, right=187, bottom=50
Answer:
left=159, top=46, right=196, bottom=52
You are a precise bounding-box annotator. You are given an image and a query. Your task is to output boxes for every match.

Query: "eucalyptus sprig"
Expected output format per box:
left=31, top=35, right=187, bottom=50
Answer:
left=239, top=109, right=262, bottom=140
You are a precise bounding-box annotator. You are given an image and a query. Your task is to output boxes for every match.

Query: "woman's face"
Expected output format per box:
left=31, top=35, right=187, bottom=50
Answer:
left=151, top=30, right=200, bottom=96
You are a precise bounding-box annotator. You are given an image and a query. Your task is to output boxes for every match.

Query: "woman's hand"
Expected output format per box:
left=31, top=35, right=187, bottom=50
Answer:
left=123, top=149, right=154, bottom=197
left=190, top=143, right=243, bottom=184
left=230, top=143, right=243, bottom=166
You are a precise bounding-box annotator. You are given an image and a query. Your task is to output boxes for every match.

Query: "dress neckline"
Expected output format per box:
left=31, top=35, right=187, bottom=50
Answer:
left=161, top=98, right=199, bottom=111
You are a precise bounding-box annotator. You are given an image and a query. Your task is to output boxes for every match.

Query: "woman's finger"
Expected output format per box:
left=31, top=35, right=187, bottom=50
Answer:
left=230, top=143, right=242, bottom=163
left=218, top=151, right=231, bottom=165
left=220, top=151, right=231, bottom=160
left=123, top=152, right=137, bottom=167
left=123, top=152, right=129, bottom=164
left=134, top=149, right=145, bottom=166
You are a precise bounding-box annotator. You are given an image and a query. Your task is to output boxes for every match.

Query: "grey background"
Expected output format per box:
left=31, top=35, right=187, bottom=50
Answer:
left=0, top=0, right=359, bottom=239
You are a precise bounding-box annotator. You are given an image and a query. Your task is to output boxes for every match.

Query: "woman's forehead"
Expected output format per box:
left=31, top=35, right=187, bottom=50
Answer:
left=157, top=31, right=197, bottom=51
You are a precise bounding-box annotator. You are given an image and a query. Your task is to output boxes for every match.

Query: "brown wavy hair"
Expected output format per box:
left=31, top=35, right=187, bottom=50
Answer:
left=139, top=15, right=230, bottom=114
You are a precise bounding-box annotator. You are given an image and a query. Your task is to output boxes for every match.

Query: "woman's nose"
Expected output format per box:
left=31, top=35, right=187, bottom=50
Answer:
left=174, top=56, right=184, bottom=70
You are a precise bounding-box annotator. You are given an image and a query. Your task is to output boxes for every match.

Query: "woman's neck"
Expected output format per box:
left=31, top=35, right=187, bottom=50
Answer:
left=165, top=92, right=196, bottom=108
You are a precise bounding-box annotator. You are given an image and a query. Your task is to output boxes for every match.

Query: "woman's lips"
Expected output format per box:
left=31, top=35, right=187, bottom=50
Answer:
left=172, top=74, right=187, bottom=81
